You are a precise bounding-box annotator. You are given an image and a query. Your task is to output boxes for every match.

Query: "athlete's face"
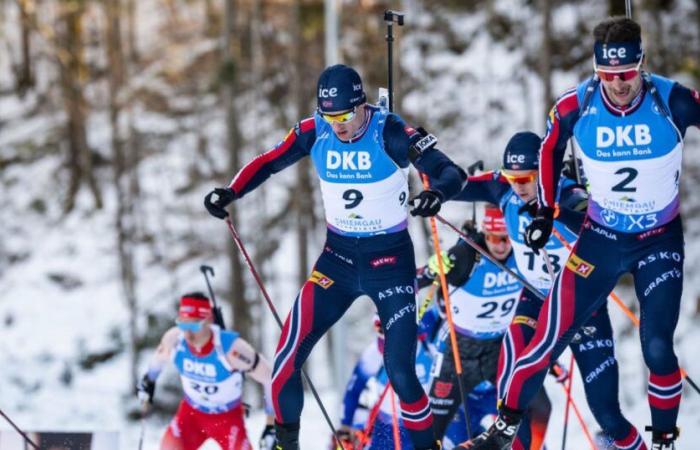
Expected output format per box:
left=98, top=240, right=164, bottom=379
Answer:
left=484, top=233, right=511, bottom=261
left=178, top=318, right=212, bottom=347
left=597, top=60, right=644, bottom=107
left=502, top=169, right=538, bottom=202
left=323, top=104, right=367, bottom=141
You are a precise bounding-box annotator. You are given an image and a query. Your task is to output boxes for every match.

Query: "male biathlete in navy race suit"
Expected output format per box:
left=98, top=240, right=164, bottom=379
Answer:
left=204, top=64, right=466, bottom=450
left=455, top=132, right=644, bottom=450
left=463, top=17, right=700, bottom=450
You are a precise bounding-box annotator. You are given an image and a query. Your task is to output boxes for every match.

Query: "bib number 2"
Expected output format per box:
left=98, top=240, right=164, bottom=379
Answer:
left=611, top=167, right=638, bottom=193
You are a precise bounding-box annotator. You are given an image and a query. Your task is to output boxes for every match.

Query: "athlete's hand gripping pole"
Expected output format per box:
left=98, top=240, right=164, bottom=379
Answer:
left=550, top=227, right=700, bottom=396
left=199, top=265, right=226, bottom=329
left=421, top=174, right=473, bottom=438
left=223, top=218, right=344, bottom=449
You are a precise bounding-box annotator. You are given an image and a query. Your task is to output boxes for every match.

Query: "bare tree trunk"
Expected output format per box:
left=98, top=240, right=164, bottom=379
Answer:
left=539, top=0, right=553, bottom=112
left=125, top=0, right=138, bottom=63
left=291, top=0, right=311, bottom=288
left=222, top=0, right=252, bottom=337
left=105, top=0, right=139, bottom=390
left=204, top=0, right=220, bottom=37
left=17, top=0, right=34, bottom=94
left=57, top=0, right=102, bottom=212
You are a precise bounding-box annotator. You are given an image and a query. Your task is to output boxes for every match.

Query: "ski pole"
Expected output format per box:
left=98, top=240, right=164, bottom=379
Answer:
left=557, top=381, right=596, bottom=450
left=550, top=227, right=700, bottom=395
left=560, top=354, right=576, bottom=450
left=223, top=218, right=344, bottom=449
left=436, top=214, right=546, bottom=301
left=389, top=388, right=401, bottom=450
left=384, top=10, right=404, bottom=112
left=422, top=175, right=473, bottom=438
left=199, top=265, right=226, bottom=329
left=541, top=248, right=557, bottom=283
left=0, top=408, right=39, bottom=449
left=137, top=402, right=149, bottom=450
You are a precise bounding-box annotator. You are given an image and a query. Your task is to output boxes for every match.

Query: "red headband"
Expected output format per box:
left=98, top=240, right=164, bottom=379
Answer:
left=178, top=296, right=213, bottom=320
left=482, top=207, right=507, bottom=234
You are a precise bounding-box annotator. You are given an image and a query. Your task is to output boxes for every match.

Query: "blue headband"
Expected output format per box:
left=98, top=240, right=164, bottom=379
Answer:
left=594, top=40, right=643, bottom=66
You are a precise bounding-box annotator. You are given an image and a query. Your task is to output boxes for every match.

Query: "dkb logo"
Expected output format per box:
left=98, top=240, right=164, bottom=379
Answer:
left=327, top=150, right=371, bottom=170
left=596, top=125, right=651, bottom=147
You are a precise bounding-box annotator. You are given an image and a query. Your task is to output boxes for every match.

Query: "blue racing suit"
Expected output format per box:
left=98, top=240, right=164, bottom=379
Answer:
left=503, top=74, right=700, bottom=441
left=228, top=105, right=465, bottom=447
left=456, top=173, right=643, bottom=447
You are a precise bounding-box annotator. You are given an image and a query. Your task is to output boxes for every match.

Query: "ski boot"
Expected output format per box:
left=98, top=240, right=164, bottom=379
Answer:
left=646, top=426, right=679, bottom=450
left=274, top=421, right=300, bottom=450
left=456, top=406, right=522, bottom=450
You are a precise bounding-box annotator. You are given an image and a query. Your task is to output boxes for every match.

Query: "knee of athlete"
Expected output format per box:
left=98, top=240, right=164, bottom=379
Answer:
left=642, top=335, right=677, bottom=370
left=384, top=366, right=421, bottom=398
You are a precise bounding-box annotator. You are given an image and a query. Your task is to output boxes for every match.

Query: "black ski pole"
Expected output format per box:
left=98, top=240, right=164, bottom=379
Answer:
left=466, top=160, right=484, bottom=223
left=436, top=214, right=547, bottom=301
left=200, top=265, right=226, bottom=329
left=384, top=10, right=404, bottom=113
left=223, top=218, right=343, bottom=449
left=0, top=408, right=39, bottom=449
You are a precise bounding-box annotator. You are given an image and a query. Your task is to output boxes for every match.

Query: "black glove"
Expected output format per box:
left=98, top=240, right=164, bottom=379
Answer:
left=409, top=190, right=443, bottom=217
left=460, top=219, right=479, bottom=238
left=524, top=207, right=555, bottom=253
left=136, top=374, right=156, bottom=404
left=517, top=198, right=538, bottom=218
left=259, top=424, right=276, bottom=450
left=204, top=187, right=236, bottom=219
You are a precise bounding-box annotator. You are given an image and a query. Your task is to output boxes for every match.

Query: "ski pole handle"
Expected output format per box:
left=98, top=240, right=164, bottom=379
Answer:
left=200, top=264, right=226, bottom=329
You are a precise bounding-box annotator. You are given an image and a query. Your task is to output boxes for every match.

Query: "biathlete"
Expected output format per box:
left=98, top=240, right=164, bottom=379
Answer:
left=204, top=64, right=466, bottom=450
left=418, top=206, right=553, bottom=449
left=455, top=131, right=644, bottom=450
left=137, top=293, right=275, bottom=450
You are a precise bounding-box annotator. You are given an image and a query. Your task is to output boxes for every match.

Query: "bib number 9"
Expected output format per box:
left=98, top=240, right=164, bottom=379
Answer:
left=343, top=189, right=364, bottom=209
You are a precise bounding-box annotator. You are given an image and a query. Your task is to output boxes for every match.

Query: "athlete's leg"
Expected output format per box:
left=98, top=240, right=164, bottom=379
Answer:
left=364, top=235, right=435, bottom=448
left=272, top=246, right=359, bottom=425
left=632, top=235, right=684, bottom=434
left=429, top=335, right=499, bottom=439
left=209, top=405, right=252, bottom=450
left=571, top=303, right=646, bottom=449
left=160, top=401, right=206, bottom=450
left=497, top=288, right=542, bottom=398
left=503, top=222, right=623, bottom=412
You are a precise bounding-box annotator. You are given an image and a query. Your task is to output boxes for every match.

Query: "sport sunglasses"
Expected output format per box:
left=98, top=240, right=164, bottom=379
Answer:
left=485, top=234, right=509, bottom=244
left=318, top=107, right=357, bottom=124
left=500, top=170, right=537, bottom=184
left=176, top=319, right=206, bottom=332
left=594, top=55, right=643, bottom=82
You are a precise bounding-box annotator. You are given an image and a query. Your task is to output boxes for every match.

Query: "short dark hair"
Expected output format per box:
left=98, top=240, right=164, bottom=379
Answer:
left=181, top=292, right=209, bottom=303
left=593, top=16, right=641, bottom=43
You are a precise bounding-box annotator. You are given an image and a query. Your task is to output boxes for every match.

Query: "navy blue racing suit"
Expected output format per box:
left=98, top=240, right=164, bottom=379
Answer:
left=503, top=75, right=700, bottom=439
left=228, top=105, right=465, bottom=448
left=456, top=172, right=644, bottom=447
